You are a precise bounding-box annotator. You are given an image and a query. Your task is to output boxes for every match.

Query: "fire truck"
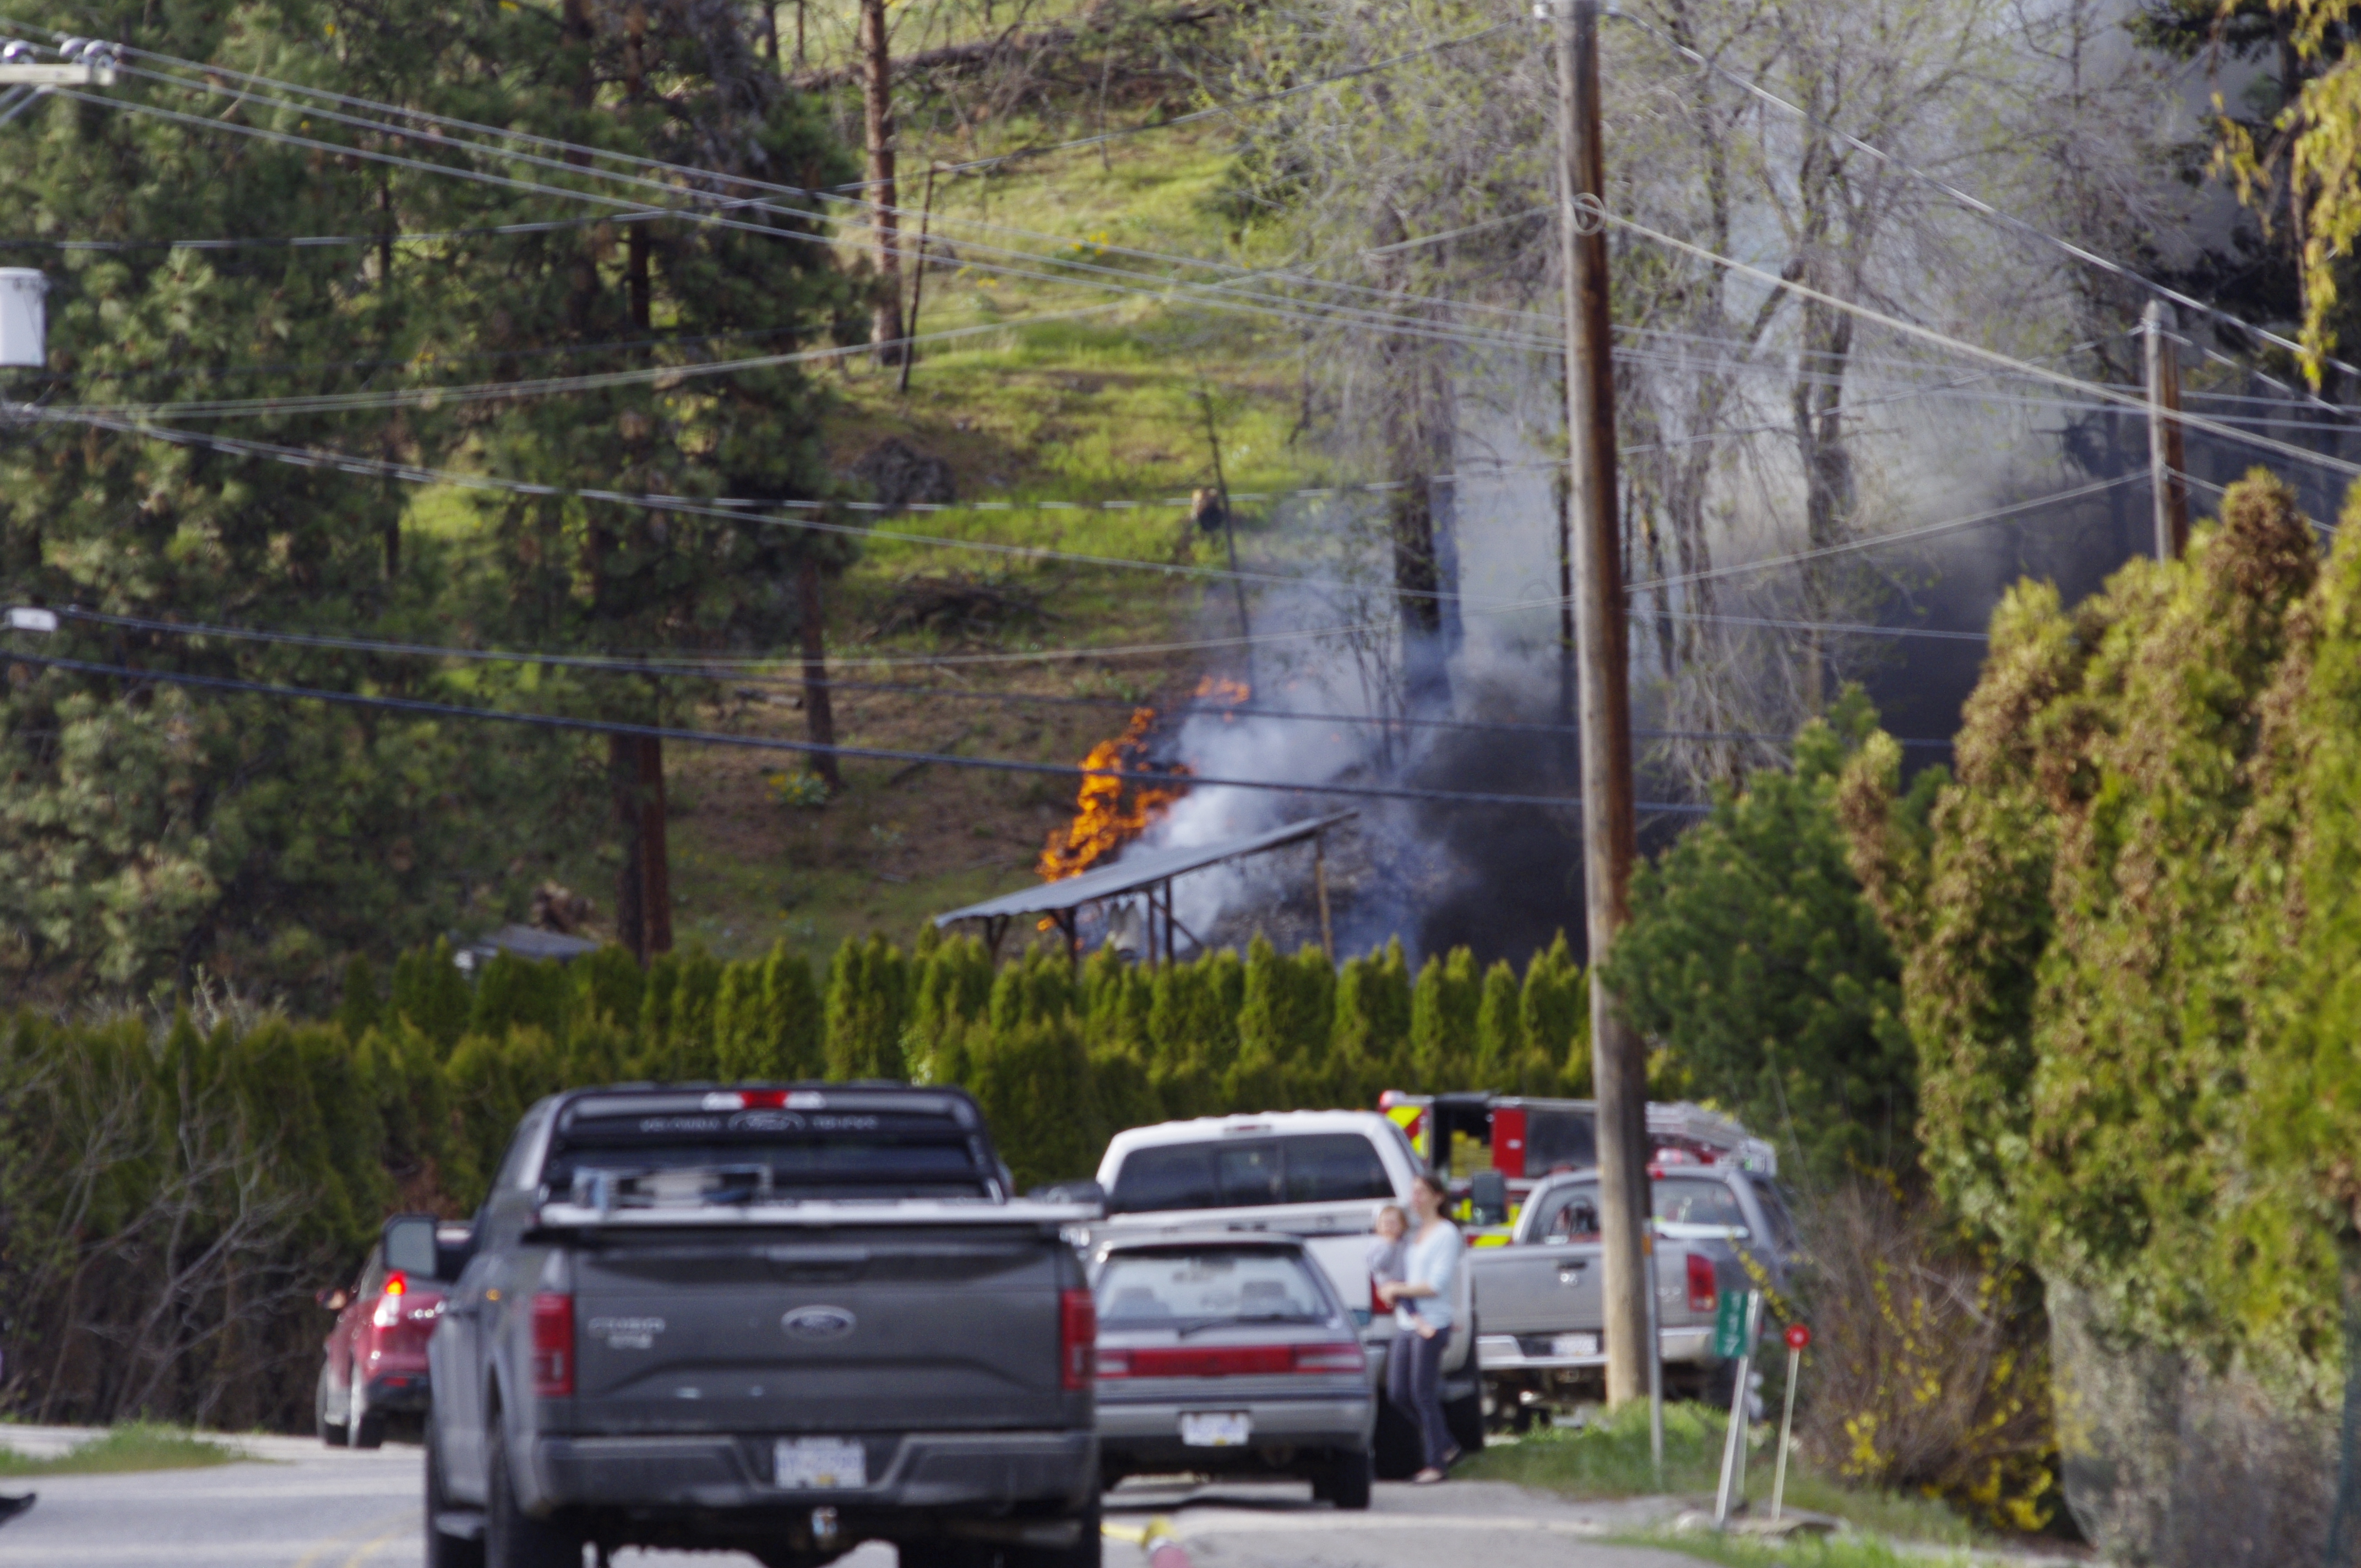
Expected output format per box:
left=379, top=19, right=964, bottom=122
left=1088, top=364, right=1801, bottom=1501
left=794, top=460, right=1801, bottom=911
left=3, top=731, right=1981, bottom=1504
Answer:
left=1375, top=1090, right=1777, bottom=1233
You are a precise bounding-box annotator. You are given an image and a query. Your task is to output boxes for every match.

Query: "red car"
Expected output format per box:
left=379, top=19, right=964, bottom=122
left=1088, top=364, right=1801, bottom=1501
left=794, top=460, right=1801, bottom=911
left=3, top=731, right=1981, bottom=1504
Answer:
left=314, top=1217, right=456, bottom=1448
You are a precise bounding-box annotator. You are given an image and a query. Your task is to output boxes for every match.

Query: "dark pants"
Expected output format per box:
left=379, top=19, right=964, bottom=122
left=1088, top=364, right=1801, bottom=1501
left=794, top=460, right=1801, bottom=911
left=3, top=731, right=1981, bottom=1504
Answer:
left=1385, top=1324, right=1452, bottom=1469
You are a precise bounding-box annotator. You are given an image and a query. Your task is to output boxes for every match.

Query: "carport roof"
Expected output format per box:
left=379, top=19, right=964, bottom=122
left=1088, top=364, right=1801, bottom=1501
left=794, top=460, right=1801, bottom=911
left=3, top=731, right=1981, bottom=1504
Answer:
left=931, top=810, right=1356, bottom=925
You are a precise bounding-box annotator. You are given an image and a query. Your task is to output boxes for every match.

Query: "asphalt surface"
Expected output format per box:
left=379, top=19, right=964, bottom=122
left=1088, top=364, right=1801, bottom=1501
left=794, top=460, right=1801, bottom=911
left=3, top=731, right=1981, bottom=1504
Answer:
left=0, top=1429, right=1701, bottom=1568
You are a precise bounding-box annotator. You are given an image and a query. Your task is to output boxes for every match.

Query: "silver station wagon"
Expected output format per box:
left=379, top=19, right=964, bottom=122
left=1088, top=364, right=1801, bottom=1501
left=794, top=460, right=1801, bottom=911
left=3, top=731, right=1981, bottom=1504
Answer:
left=1090, top=1232, right=1377, bottom=1509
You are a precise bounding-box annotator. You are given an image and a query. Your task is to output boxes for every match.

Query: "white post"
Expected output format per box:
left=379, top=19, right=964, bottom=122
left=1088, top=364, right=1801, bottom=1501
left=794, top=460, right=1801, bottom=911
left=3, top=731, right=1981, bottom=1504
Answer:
left=1771, top=1344, right=1800, bottom=1522
left=1712, top=1290, right=1762, bottom=1527
left=1644, top=1228, right=1663, bottom=1483
left=0, top=270, right=45, bottom=369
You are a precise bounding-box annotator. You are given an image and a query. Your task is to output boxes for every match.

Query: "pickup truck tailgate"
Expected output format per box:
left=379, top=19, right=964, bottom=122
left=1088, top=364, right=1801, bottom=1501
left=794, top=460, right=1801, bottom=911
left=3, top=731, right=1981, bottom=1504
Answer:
left=568, top=1225, right=1068, bottom=1434
left=1470, top=1243, right=1601, bottom=1336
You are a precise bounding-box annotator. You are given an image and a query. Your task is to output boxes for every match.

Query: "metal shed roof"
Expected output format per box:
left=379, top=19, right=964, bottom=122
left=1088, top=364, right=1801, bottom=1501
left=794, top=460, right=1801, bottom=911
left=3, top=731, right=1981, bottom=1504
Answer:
left=932, top=810, right=1356, bottom=926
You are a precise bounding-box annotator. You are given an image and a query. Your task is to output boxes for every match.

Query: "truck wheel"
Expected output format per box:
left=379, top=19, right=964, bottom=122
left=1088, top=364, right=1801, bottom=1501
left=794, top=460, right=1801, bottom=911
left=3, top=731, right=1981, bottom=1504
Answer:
left=1312, top=1449, right=1373, bottom=1510
left=347, top=1381, right=387, bottom=1450
left=424, top=1419, right=485, bottom=1568
left=1002, top=1503, right=1102, bottom=1568
left=485, top=1423, right=576, bottom=1568
left=317, top=1371, right=349, bottom=1447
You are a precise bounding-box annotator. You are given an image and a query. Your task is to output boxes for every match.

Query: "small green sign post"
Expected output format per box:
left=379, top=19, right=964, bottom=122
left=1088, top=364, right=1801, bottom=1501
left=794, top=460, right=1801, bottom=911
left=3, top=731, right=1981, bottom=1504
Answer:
left=1713, top=1286, right=1751, bottom=1359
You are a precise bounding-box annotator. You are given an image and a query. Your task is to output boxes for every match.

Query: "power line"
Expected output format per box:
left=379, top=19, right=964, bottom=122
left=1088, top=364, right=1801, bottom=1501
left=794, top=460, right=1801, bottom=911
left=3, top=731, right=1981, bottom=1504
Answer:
left=39, top=604, right=1964, bottom=739
left=1612, top=8, right=2361, bottom=393
left=0, top=646, right=1710, bottom=813
left=1626, top=474, right=2145, bottom=592
left=1592, top=201, right=2361, bottom=486
left=875, top=22, right=1520, bottom=185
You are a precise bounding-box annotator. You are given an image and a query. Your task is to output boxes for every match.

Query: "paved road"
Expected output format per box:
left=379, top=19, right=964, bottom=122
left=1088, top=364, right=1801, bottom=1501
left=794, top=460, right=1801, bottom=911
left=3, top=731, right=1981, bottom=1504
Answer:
left=0, top=1431, right=1699, bottom=1568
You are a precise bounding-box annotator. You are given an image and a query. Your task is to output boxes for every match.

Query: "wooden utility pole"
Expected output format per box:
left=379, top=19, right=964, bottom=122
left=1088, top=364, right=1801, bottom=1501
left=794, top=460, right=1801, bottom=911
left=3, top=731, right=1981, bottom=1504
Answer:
left=1197, top=388, right=1256, bottom=689
left=618, top=3, right=672, bottom=960
left=2144, top=300, right=2189, bottom=562
left=859, top=0, right=904, bottom=363
left=1554, top=0, right=1650, bottom=1408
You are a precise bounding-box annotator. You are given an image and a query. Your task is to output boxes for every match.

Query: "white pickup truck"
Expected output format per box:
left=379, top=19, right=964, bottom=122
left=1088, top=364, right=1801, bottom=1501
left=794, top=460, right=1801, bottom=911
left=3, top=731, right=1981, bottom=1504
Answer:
left=1086, top=1112, right=1482, bottom=1475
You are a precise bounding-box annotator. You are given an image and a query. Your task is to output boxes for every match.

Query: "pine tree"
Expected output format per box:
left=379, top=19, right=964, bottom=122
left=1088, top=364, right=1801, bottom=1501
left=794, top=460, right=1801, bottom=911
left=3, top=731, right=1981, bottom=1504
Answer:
left=1409, top=947, right=1479, bottom=1090
left=762, top=944, right=826, bottom=1079
left=1519, top=934, right=1590, bottom=1095
left=338, top=957, right=383, bottom=1041
left=1472, top=960, right=1524, bottom=1090
left=825, top=935, right=909, bottom=1080
left=1331, top=939, right=1415, bottom=1105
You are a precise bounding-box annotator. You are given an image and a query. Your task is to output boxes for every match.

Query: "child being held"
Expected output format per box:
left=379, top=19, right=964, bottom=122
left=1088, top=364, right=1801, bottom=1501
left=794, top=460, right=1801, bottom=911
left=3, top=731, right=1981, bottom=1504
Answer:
left=1365, top=1204, right=1434, bottom=1338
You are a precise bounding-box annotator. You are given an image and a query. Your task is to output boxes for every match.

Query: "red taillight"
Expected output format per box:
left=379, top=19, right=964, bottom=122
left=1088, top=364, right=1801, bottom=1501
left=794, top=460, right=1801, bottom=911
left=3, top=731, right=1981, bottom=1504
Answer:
left=531, top=1293, right=575, bottom=1397
left=1291, top=1342, right=1367, bottom=1374
left=384, top=1272, right=406, bottom=1297
left=1686, top=1252, right=1718, bottom=1314
left=1092, top=1342, right=1366, bottom=1379
left=740, top=1088, right=788, bottom=1108
left=1060, top=1289, right=1096, bottom=1390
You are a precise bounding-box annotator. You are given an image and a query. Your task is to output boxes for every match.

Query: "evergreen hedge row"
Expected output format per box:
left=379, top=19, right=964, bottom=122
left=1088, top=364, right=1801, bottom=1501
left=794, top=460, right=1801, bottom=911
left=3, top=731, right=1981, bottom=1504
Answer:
left=0, top=932, right=1590, bottom=1433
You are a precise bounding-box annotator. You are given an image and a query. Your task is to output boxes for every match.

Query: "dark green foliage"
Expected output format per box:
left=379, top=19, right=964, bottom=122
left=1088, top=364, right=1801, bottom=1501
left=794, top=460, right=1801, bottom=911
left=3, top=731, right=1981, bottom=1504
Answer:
left=392, top=939, right=473, bottom=1053
left=339, top=957, right=382, bottom=1040
left=1472, top=960, right=1525, bottom=1090
left=1519, top=935, right=1589, bottom=1095
left=1332, top=939, right=1414, bottom=1103
left=1608, top=687, right=1918, bottom=1186
left=573, top=946, right=648, bottom=1033
left=470, top=951, right=566, bottom=1040
left=965, top=1014, right=1098, bottom=1191
left=1410, top=947, right=1480, bottom=1091
left=825, top=935, right=910, bottom=1080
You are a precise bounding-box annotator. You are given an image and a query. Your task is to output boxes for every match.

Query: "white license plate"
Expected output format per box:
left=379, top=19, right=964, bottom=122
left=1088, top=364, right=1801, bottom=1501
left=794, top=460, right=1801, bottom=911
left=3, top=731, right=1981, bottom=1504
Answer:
left=775, top=1438, right=866, bottom=1489
left=1179, top=1411, right=1252, bottom=1448
left=1551, top=1333, right=1601, bottom=1357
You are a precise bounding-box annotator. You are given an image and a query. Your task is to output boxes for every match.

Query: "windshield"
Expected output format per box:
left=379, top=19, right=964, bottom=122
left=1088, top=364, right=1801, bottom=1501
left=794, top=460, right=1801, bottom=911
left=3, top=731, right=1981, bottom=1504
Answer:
left=1095, top=1248, right=1335, bottom=1326
left=1107, top=1134, right=1394, bottom=1213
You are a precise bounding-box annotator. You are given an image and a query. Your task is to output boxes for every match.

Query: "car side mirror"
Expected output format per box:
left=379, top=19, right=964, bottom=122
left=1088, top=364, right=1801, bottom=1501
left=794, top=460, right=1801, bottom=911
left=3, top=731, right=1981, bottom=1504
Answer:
left=317, top=1287, right=351, bottom=1313
left=1029, top=1179, right=1107, bottom=1210
left=383, top=1213, right=442, bottom=1280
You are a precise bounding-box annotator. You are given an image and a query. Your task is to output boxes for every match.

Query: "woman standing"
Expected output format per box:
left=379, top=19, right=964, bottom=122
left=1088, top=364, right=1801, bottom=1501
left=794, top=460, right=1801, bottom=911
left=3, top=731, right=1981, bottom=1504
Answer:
left=1375, top=1172, right=1464, bottom=1484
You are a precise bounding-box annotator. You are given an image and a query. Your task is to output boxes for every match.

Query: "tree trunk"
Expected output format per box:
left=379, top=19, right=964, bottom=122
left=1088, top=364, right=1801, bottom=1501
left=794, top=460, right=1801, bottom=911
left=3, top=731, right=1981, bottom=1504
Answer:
left=800, top=559, right=842, bottom=792
left=610, top=734, right=648, bottom=960
left=636, top=732, right=672, bottom=955
left=861, top=0, right=904, bottom=363
left=1791, top=298, right=1854, bottom=713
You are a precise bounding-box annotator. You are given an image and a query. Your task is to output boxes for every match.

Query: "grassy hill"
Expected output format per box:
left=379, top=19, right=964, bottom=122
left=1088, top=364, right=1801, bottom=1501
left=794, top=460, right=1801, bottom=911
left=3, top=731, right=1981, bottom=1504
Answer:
left=541, top=85, right=1335, bottom=962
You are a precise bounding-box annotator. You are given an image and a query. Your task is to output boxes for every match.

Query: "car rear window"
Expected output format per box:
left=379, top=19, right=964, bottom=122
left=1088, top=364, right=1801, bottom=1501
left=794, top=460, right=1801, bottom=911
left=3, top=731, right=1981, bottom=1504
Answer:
left=1107, top=1134, right=1393, bottom=1213
left=1096, top=1248, right=1333, bottom=1326
left=543, top=1097, right=996, bottom=1202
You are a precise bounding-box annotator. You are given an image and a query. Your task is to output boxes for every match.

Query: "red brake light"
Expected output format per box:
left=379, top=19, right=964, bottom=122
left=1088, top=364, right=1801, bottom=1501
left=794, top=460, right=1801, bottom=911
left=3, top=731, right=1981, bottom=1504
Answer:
left=384, top=1273, right=406, bottom=1297
left=1291, top=1342, right=1367, bottom=1374
left=740, top=1089, right=788, bottom=1108
left=531, top=1293, right=575, bottom=1397
left=1060, top=1289, right=1096, bottom=1390
left=1089, top=1343, right=1365, bottom=1378
left=1686, top=1253, right=1718, bottom=1314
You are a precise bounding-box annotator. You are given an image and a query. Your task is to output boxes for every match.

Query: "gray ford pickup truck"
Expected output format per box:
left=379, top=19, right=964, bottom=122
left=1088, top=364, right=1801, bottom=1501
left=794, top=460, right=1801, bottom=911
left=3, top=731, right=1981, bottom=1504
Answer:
left=408, top=1084, right=1103, bottom=1568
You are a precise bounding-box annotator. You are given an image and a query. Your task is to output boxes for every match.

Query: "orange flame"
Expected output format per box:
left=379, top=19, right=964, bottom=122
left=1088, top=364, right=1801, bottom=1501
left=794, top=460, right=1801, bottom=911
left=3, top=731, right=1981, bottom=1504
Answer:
left=1038, top=706, right=1192, bottom=881
left=1194, top=675, right=1252, bottom=707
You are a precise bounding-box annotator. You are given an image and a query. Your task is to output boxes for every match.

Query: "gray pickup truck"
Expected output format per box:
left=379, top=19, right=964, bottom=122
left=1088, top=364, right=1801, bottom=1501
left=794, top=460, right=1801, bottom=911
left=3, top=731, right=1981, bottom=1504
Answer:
left=407, top=1085, right=1103, bottom=1568
left=1471, top=1164, right=1799, bottom=1422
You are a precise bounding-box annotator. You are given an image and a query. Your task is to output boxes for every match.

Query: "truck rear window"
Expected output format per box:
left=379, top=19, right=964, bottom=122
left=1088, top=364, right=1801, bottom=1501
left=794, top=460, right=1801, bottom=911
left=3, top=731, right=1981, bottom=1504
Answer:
left=543, top=1104, right=995, bottom=1202
left=1107, top=1134, right=1391, bottom=1214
